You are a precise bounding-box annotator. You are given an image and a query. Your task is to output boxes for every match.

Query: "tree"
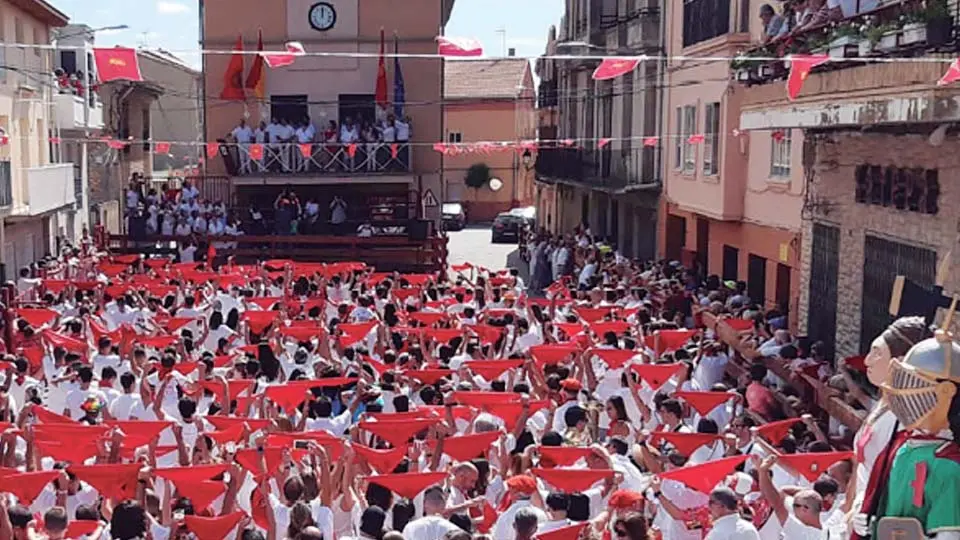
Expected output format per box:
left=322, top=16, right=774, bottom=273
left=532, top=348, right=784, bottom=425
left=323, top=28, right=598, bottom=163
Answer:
left=464, top=163, right=492, bottom=190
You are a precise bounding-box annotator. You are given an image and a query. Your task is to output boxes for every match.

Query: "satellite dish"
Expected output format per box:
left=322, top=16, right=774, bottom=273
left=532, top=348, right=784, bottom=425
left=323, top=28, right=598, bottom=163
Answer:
left=489, top=178, right=503, bottom=192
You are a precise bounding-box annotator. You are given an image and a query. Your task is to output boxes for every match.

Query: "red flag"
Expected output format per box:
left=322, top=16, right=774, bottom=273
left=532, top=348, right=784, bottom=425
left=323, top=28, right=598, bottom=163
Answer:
left=538, top=446, right=593, bottom=467
left=687, top=133, right=705, bottom=144
left=464, top=359, right=523, bottom=381
left=592, top=57, right=641, bottom=81
left=449, top=391, right=521, bottom=408
left=105, top=420, right=171, bottom=447
left=68, top=463, right=141, bottom=500
left=366, top=472, right=447, bottom=499
left=249, top=143, right=264, bottom=161
left=535, top=522, right=588, bottom=540
left=589, top=321, right=631, bottom=337
left=353, top=444, right=408, bottom=474
left=246, top=29, right=266, bottom=100
left=264, top=41, right=306, bottom=69
left=376, top=29, right=388, bottom=114
left=776, top=451, right=853, bottom=482
left=390, top=143, right=399, bottom=159
left=531, top=468, right=616, bottom=492
left=755, top=418, right=802, bottom=445
left=358, top=418, right=441, bottom=447
left=16, top=307, right=58, bottom=328
left=220, top=35, right=245, bottom=100
left=404, top=369, right=454, bottom=385
left=587, top=348, right=636, bottom=370
left=437, top=36, right=483, bottom=57
left=575, top=306, right=615, bottom=322
left=299, top=143, right=312, bottom=158
left=0, top=471, right=60, bottom=504
left=93, top=47, right=143, bottom=82
left=482, top=400, right=550, bottom=431
left=437, top=432, right=499, bottom=462
left=786, top=54, right=829, bottom=100
left=529, top=343, right=579, bottom=367
left=939, top=58, right=960, bottom=86
left=597, top=138, right=612, bottom=149
left=207, top=416, right=271, bottom=432
left=649, top=432, right=721, bottom=456
left=657, top=455, right=749, bottom=494
left=154, top=141, right=171, bottom=154
left=184, top=511, right=245, bottom=540
left=65, top=521, right=102, bottom=539
left=674, top=391, right=735, bottom=416
left=206, top=142, right=220, bottom=158
left=643, top=137, right=659, bottom=147
left=629, top=363, right=684, bottom=391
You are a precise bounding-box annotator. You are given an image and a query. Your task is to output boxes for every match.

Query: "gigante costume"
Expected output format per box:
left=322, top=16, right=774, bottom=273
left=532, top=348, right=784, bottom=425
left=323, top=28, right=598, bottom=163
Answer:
left=856, top=327, right=960, bottom=539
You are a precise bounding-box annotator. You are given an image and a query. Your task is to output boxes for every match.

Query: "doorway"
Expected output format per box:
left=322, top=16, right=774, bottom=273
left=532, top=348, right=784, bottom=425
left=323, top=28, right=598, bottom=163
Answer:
left=775, top=263, right=791, bottom=314
left=696, top=217, right=710, bottom=279
left=665, top=214, right=686, bottom=262
left=339, top=94, right=376, bottom=125
left=270, top=95, right=309, bottom=124
left=747, top=254, right=767, bottom=306
left=722, top=245, right=739, bottom=281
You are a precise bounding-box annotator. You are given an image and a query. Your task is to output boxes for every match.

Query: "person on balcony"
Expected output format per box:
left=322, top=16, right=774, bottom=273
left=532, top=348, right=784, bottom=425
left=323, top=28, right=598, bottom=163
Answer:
left=295, top=117, right=317, bottom=173
left=232, top=120, right=254, bottom=174
left=265, top=118, right=285, bottom=172
left=341, top=117, right=360, bottom=171
left=759, top=4, right=785, bottom=43
left=396, top=115, right=411, bottom=169
left=361, top=120, right=381, bottom=172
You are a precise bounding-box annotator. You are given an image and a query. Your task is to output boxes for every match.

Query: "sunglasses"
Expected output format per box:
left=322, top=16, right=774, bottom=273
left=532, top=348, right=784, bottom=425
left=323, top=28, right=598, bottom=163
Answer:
left=793, top=503, right=810, bottom=511
left=614, top=528, right=628, bottom=537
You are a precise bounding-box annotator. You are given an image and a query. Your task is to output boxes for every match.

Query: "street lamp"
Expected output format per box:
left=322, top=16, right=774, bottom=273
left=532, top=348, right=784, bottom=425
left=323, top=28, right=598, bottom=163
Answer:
left=55, top=24, right=129, bottom=42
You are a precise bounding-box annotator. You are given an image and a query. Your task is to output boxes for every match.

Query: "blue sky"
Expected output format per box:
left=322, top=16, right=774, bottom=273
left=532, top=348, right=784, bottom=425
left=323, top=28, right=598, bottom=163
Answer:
left=48, top=0, right=563, bottom=68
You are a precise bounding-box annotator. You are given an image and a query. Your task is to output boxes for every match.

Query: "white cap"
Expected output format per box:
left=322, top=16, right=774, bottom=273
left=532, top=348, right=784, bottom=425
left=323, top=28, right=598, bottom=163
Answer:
left=726, top=472, right=754, bottom=496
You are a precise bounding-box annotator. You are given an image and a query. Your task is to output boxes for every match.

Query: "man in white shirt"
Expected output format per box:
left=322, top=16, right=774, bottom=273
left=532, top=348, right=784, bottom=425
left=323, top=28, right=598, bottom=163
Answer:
left=296, top=119, right=316, bottom=172
left=63, top=366, right=108, bottom=420
left=492, top=477, right=546, bottom=540
left=340, top=117, right=360, bottom=170
left=109, top=372, right=142, bottom=420
left=756, top=455, right=823, bottom=540
left=401, top=486, right=460, bottom=539
left=232, top=119, right=254, bottom=173
left=704, top=487, right=761, bottom=540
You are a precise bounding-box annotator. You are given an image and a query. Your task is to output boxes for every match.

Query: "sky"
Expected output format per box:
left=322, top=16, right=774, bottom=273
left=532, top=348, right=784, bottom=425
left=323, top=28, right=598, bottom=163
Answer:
left=48, top=0, right=564, bottom=69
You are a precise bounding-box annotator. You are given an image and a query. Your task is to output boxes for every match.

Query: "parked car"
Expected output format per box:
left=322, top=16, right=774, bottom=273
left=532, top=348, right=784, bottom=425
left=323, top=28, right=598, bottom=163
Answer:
left=491, top=212, right=526, bottom=243
left=441, top=202, right=466, bottom=231
left=508, top=206, right=536, bottom=229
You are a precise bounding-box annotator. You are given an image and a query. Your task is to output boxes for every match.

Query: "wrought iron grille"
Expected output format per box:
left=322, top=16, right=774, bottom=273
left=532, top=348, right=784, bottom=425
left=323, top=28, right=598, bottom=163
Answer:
left=860, top=234, right=937, bottom=353
left=807, top=223, right=840, bottom=357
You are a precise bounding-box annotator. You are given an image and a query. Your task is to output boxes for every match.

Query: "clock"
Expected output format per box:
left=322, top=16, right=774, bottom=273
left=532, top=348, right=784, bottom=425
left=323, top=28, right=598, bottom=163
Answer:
left=309, top=2, right=337, bottom=31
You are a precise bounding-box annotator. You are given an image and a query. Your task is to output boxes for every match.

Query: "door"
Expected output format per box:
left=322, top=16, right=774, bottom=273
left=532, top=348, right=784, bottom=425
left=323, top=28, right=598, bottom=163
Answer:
left=722, top=245, right=739, bottom=281
left=775, top=263, right=791, bottom=313
left=665, top=215, right=686, bottom=262
left=860, top=234, right=937, bottom=353
left=270, top=95, right=309, bottom=124
left=807, top=224, right=840, bottom=356
left=339, top=94, right=376, bottom=125
left=696, top=217, right=710, bottom=278
left=747, top=254, right=767, bottom=306
left=581, top=194, right=590, bottom=229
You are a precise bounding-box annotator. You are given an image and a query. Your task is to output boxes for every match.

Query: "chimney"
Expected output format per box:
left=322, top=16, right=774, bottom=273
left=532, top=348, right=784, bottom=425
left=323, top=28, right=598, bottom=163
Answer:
left=508, top=48, right=516, bottom=57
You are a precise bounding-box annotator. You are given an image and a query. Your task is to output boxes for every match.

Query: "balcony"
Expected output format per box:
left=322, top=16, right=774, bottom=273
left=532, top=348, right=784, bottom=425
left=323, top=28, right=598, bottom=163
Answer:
left=683, top=0, right=731, bottom=48
left=54, top=92, right=104, bottom=131
left=534, top=146, right=660, bottom=191
left=11, top=164, right=76, bottom=217
left=220, top=142, right=412, bottom=180
left=733, top=0, right=960, bottom=130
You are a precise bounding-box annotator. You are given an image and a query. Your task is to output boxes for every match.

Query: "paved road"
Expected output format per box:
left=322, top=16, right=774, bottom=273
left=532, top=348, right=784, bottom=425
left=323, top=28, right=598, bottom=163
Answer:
left=447, top=225, right=529, bottom=281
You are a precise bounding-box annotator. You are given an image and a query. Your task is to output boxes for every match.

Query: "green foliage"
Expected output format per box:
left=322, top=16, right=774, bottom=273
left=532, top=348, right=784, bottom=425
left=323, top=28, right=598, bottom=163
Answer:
left=464, top=163, right=492, bottom=189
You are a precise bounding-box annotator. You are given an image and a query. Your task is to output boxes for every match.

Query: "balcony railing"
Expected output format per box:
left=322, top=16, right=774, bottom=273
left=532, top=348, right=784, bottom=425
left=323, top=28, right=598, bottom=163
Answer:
left=220, top=142, right=412, bottom=177
left=534, top=146, right=659, bottom=187
left=683, top=0, right=732, bottom=48
left=732, top=0, right=959, bottom=88
left=54, top=93, right=104, bottom=131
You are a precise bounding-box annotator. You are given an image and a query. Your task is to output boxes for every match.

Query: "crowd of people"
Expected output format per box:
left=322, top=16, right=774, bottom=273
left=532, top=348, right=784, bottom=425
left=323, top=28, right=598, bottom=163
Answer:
left=226, top=114, right=412, bottom=175
left=0, top=220, right=938, bottom=540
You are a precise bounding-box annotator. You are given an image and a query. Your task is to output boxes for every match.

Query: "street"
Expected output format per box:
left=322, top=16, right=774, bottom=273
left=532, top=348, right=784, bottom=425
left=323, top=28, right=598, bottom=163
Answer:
left=446, top=225, right=528, bottom=280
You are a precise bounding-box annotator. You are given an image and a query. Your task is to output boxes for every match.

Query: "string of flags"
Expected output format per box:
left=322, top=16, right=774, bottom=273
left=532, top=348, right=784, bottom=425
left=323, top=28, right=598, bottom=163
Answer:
left=1, top=130, right=784, bottom=155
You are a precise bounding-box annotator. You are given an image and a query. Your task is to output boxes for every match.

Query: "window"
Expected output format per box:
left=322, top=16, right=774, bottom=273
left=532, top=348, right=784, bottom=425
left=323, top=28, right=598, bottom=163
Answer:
left=854, top=164, right=940, bottom=215
left=681, top=105, right=697, bottom=172
left=703, top=102, right=720, bottom=175
left=722, top=245, right=739, bottom=281
left=683, top=0, right=732, bottom=47
left=770, top=129, right=792, bottom=177
left=14, top=18, right=23, bottom=44
left=674, top=107, right=683, bottom=169
left=448, top=132, right=462, bottom=143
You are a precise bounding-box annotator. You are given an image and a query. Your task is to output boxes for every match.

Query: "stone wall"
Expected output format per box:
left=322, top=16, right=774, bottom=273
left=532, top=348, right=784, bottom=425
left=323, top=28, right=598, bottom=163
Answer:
left=798, top=131, right=960, bottom=358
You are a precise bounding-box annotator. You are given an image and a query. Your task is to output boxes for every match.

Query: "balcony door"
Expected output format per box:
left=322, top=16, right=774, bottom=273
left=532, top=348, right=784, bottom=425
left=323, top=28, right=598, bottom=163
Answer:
left=270, top=95, right=308, bottom=124
left=339, top=94, right=375, bottom=125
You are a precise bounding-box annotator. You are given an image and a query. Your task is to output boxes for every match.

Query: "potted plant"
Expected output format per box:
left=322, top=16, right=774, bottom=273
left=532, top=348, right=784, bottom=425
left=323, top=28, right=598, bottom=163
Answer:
left=829, top=23, right=862, bottom=57
left=876, top=22, right=900, bottom=51
left=859, top=20, right=878, bottom=55
left=900, top=8, right=927, bottom=45
left=926, top=0, right=954, bottom=47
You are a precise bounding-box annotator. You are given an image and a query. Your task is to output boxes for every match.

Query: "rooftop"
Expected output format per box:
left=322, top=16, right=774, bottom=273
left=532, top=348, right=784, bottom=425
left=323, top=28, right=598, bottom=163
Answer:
left=443, top=58, right=531, bottom=100
left=11, top=0, right=69, bottom=27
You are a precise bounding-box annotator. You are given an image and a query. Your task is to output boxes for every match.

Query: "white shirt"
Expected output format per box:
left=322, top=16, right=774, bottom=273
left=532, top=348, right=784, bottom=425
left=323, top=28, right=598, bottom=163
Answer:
left=381, top=123, right=396, bottom=142
left=64, top=387, right=108, bottom=419
left=232, top=125, right=253, bottom=143
left=401, top=515, right=459, bottom=539
left=578, top=263, right=597, bottom=286
left=779, top=516, right=822, bottom=540
left=109, top=393, right=142, bottom=420
left=705, top=513, right=761, bottom=540
left=395, top=120, right=410, bottom=141
left=694, top=353, right=729, bottom=389
left=340, top=124, right=359, bottom=143
left=650, top=478, right=709, bottom=540
left=492, top=500, right=546, bottom=540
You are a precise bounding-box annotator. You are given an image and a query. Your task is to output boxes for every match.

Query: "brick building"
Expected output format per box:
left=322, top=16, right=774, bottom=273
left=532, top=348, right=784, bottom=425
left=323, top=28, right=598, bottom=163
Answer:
left=734, top=5, right=960, bottom=357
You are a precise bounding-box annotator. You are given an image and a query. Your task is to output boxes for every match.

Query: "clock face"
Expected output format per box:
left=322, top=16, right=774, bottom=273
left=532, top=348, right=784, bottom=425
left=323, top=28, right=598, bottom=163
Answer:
left=309, top=2, right=337, bottom=31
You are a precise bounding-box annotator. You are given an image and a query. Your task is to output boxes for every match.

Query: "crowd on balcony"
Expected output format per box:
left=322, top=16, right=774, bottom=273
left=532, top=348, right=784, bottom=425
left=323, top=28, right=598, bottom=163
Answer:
left=53, top=67, right=97, bottom=98
left=1, top=214, right=923, bottom=540
left=226, top=113, right=412, bottom=176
